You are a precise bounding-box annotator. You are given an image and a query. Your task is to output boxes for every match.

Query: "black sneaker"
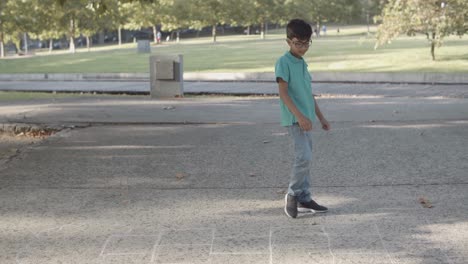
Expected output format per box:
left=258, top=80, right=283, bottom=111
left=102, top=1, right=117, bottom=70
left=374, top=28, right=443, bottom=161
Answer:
left=298, top=200, right=328, bottom=213
left=284, top=194, right=298, bottom=218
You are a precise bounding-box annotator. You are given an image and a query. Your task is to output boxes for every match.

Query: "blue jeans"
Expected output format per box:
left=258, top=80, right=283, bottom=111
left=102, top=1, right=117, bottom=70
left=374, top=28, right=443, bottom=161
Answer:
left=287, top=124, right=312, bottom=203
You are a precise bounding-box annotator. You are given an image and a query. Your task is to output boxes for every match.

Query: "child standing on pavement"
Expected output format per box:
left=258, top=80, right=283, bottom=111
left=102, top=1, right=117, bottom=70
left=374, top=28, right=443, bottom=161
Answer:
left=275, top=19, right=331, bottom=218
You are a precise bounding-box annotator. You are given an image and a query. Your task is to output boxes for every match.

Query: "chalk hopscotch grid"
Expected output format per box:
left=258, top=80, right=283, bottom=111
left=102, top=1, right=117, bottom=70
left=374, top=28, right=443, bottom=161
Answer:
left=96, top=223, right=426, bottom=264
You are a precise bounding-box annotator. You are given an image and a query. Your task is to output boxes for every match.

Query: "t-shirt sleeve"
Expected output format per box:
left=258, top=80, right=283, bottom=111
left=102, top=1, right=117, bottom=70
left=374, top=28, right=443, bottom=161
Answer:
left=275, top=57, right=289, bottom=83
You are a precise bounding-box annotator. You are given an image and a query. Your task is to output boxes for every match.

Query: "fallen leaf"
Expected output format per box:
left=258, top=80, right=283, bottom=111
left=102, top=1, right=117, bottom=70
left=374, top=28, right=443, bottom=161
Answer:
left=263, top=140, right=270, bottom=144
left=419, top=197, right=433, bottom=208
left=163, top=106, right=175, bottom=110
left=249, top=173, right=256, bottom=177
left=175, top=173, right=186, bottom=181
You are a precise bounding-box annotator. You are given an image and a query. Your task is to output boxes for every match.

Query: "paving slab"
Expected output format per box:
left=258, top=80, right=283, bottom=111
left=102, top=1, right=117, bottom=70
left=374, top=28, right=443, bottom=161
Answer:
left=1, top=120, right=467, bottom=263
left=1, top=185, right=466, bottom=263
left=0, top=84, right=467, bottom=264
left=1, top=96, right=468, bottom=126
left=1, top=123, right=467, bottom=190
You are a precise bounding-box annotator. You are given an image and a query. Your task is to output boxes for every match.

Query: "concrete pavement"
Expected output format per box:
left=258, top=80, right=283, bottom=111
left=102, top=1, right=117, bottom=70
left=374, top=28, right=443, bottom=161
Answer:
left=0, top=82, right=467, bottom=264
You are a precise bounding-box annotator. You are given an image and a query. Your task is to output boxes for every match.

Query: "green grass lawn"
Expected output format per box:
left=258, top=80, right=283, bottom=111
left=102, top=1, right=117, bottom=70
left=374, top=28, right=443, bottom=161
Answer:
left=1, top=26, right=467, bottom=73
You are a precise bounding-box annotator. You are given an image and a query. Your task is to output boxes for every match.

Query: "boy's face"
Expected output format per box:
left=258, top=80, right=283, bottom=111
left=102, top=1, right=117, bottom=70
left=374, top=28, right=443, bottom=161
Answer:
left=286, top=38, right=312, bottom=58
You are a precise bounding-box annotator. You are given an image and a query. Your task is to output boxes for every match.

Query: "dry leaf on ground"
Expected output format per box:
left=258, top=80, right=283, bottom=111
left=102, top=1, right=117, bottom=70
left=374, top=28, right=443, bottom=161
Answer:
left=175, top=173, right=186, bottom=181
left=419, top=197, right=433, bottom=208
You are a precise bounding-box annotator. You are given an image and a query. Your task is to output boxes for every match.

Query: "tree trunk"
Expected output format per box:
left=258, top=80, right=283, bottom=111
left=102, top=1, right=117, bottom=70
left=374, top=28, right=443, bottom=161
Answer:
left=0, top=31, right=4, bottom=58
left=176, top=31, right=180, bottom=43
left=0, top=41, right=4, bottom=58
left=49, top=39, right=53, bottom=53
left=316, top=20, right=321, bottom=37
left=431, top=33, right=436, bottom=61
left=69, top=17, right=76, bottom=53
left=0, top=28, right=4, bottom=57
left=14, top=39, right=20, bottom=54
left=260, top=22, right=265, bottom=39
left=247, top=25, right=250, bottom=35
left=212, top=25, right=217, bottom=43
left=0, top=2, right=3, bottom=57
left=69, top=36, right=75, bottom=53
left=153, top=26, right=157, bottom=43
left=86, top=36, right=91, bottom=52
left=118, top=26, right=122, bottom=46
left=431, top=42, right=435, bottom=61
left=23, top=33, right=28, bottom=54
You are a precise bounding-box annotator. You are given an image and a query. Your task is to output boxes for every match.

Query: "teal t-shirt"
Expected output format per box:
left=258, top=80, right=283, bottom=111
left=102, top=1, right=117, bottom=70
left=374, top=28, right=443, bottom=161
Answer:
left=275, top=51, right=315, bottom=126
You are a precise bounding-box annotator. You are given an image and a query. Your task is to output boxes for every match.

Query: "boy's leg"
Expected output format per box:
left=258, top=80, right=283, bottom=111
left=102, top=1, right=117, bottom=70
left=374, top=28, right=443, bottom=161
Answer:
left=287, top=124, right=328, bottom=214
left=287, top=124, right=313, bottom=203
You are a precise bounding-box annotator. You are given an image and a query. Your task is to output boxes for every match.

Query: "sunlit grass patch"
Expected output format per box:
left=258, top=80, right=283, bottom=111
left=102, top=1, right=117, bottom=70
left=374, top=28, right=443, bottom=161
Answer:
left=0, top=26, right=466, bottom=73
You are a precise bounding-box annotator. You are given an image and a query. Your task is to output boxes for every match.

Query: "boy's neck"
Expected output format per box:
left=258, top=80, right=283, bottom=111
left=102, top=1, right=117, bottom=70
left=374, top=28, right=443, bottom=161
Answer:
left=289, top=50, right=303, bottom=59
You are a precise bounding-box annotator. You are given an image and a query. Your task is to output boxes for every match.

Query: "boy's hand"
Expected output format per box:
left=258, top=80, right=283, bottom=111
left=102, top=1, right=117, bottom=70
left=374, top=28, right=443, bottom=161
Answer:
left=320, top=118, right=331, bottom=131
left=298, top=116, right=313, bottom=131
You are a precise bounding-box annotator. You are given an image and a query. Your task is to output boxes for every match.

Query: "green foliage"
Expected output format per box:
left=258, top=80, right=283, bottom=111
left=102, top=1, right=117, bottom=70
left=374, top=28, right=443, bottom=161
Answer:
left=31, top=0, right=65, bottom=42
left=0, top=0, right=371, bottom=47
left=1, top=0, right=36, bottom=47
left=284, top=0, right=362, bottom=24
left=4, top=0, right=466, bottom=62
left=125, top=1, right=161, bottom=30
left=375, top=0, right=468, bottom=60
left=158, top=0, right=190, bottom=32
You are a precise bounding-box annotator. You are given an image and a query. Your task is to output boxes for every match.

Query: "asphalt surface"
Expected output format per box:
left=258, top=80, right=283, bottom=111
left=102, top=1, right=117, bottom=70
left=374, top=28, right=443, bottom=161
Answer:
left=0, top=81, right=467, bottom=264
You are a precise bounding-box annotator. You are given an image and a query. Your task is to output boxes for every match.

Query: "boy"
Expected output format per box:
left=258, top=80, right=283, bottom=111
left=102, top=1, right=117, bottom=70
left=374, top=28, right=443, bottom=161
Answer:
left=275, top=19, right=330, bottom=219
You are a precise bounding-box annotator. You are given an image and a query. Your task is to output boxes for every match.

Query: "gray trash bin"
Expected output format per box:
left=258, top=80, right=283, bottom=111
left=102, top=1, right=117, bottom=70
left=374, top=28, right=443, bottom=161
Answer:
left=137, top=40, right=151, bottom=53
left=149, top=54, right=183, bottom=98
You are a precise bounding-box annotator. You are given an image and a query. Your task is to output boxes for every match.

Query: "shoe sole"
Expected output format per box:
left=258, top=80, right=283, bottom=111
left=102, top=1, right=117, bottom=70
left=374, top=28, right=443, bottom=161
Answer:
left=298, top=207, right=328, bottom=213
left=284, top=194, right=297, bottom=218
left=297, top=208, right=316, bottom=214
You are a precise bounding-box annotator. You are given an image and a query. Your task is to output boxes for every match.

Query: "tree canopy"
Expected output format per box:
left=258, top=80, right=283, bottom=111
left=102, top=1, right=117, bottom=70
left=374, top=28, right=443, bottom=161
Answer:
left=375, top=0, right=468, bottom=60
left=0, top=0, right=372, bottom=55
left=5, top=0, right=464, bottom=60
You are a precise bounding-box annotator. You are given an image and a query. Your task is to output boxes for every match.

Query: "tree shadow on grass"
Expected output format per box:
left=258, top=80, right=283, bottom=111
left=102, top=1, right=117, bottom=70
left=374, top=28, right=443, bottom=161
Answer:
left=437, top=53, right=468, bottom=61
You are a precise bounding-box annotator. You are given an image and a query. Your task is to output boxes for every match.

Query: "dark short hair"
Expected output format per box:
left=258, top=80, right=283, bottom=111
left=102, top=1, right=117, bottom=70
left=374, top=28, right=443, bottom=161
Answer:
left=287, top=19, right=312, bottom=40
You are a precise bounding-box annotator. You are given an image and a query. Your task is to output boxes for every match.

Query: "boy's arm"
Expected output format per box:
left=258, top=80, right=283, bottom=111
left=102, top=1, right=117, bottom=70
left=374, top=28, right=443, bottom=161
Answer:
left=313, top=96, right=330, bottom=131
left=278, top=78, right=312, bottom=131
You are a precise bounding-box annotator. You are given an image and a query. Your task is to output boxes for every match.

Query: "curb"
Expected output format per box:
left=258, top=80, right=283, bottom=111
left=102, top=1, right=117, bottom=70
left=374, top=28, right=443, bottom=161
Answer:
left=1, top=72, right=467, bottom=84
